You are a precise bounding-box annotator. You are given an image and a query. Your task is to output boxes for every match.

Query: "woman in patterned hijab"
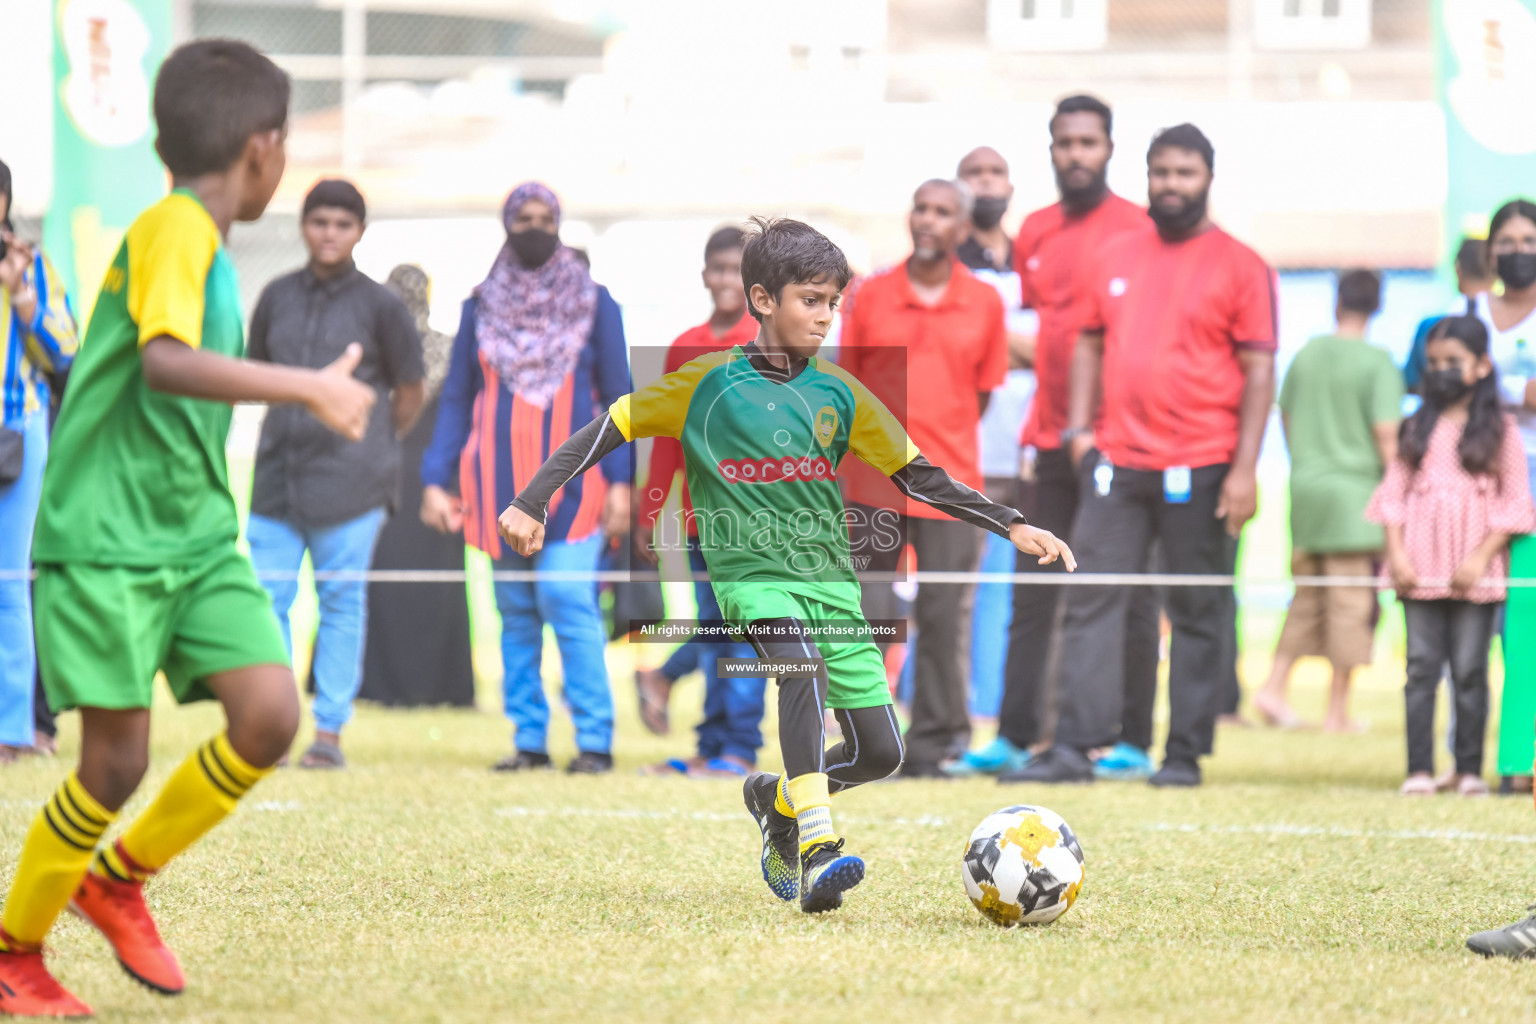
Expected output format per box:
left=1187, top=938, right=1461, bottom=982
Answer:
left=417, top=181, right=631, bottom=774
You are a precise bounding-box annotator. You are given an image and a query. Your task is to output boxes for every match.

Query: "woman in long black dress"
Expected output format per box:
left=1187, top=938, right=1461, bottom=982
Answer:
left=359, top=265, right=476, bottom=707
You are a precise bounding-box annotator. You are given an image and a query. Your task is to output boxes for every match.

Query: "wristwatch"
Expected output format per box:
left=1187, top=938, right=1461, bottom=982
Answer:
left=1059, top=426, right=1091, bottom=445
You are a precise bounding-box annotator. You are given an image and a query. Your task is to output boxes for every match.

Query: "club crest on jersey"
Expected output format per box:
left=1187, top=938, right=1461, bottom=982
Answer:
left=814, top=406, right=838, bottom=448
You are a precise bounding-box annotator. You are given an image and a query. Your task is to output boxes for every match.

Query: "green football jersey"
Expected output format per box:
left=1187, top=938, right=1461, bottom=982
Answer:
left=613, top=347, right=918, bottom=617
left=32, top=189, right=246, bottom=566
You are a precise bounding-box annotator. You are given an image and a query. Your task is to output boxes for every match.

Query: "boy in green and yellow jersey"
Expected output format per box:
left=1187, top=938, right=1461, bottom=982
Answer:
left=499, top=217, right=1075, bottom=913
left=0, top=41, right=377, bottom=1018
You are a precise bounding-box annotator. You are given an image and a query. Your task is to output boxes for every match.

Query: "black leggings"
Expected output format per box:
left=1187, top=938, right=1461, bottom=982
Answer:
left=744, top=617, right=904, bottom=793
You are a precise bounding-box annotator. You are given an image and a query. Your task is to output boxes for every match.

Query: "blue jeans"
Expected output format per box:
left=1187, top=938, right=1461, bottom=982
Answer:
left=0, top=413, right=47, bottom=746
left=969, top=531, right=1016, bottom=717
left=660, top=543, right=765, bottom=763
left=494, top=532, right=614, bottom=755
left=248, top=507, right=387, bottom=734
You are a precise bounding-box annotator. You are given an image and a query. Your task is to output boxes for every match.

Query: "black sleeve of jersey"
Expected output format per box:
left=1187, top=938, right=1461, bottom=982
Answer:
left=889, top=455, right=1027, bottom=539
left=511, top=412, right=628, bottom=524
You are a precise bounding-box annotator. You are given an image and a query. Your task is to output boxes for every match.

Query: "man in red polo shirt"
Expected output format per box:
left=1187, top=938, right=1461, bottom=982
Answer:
left=946, top=96, right=1161, bottom=783
left=839, top=178, right=1009, bottom=777
left=1017, top=123, right=1277, bottom=788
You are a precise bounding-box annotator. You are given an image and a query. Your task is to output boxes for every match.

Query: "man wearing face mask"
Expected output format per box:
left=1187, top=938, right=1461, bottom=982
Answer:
left=1016, top=123, right=1278, bottom=787
left=421, top=182, right=631, bottom=774
left=839, top=178, right=1009, bottom=777
left=951, top=146, right=1037, bottom=738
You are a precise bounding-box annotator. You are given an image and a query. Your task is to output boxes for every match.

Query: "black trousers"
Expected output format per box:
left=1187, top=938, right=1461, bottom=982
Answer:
left=1054, top=462, right=1231, bottom=765
left=848, top=505, right=980, bottom=765
left=744, top=618, right=905, bottom=791
left=1404, top=599, right=1496, bottom=776
left=999, top=448, right=1160, bottom=751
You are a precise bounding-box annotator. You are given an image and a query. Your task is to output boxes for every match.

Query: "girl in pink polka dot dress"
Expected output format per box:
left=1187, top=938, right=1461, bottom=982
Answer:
left=1366, top=316, right=1536, bottom=798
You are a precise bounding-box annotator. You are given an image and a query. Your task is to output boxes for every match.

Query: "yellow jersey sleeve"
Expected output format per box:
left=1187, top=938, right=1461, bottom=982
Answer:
left=610, top=350, right=732, bottom=441
left=821, top=360, right=920, bottom=475
left=125, top=193, right=221, bottom=349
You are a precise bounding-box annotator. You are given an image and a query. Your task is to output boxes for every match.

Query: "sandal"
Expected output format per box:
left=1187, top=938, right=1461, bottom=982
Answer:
left=634, top=669, right=672, bottom=736
left=298, top=740, right=346, bottom=770
left=1458, top=774, right=1491, bottom=798
left=1399, top=773, right=1437, bottom=796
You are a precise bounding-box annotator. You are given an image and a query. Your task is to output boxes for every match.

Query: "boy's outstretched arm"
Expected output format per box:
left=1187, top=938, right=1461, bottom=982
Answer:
left=141, top=337, right=376, bottom=441
left=499, top=411, right=628, bottom=556
left=889, top=455, right=1076, bottom=571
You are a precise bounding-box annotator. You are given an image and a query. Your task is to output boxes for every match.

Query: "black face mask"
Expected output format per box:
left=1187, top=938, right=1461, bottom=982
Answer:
left=1498, top=252, right=1536, bottom=291
left=1148, top=189, right=1209, bottom=236
left=508, top=228, right=560, bottom=269
left=1423, top=367, right=1473, bottom=406
left=971, top=195, right=1010, bottom=231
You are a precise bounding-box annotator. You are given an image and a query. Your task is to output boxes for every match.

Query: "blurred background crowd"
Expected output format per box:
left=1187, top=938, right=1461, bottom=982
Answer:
left=2, top=0, right=1535, bottom=791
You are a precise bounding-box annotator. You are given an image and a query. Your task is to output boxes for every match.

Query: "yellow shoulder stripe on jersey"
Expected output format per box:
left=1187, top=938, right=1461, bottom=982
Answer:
left=610, top=348, right=733, bottom=441
left=126, top=193, right=221, bottom=349
left=818, top=359, right=921, bottom=475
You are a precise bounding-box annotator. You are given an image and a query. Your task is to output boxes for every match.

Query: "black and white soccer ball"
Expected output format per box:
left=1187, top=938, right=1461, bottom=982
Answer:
left=961, top=804, right=1085, bottom=926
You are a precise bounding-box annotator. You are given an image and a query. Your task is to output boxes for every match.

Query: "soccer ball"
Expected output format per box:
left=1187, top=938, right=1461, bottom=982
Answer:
left=961, top=804, right=1085, bottom=927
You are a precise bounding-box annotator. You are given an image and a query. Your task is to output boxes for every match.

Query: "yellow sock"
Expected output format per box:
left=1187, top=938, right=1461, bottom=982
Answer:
left=0, top=774, right=115, bottom=949
left=99, top=733, right=269, bottom=880
left=787, top=773, right=836, bottom=854
left=773, top=774, right=794, bottom=818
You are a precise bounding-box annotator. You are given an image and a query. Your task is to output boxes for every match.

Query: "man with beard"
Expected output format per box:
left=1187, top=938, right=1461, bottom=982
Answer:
left=839, top=179, right=1009, bottom=777
left=950, top=97, right=1159, bottom=781
left=1015, top=123, right=1277, bottom=787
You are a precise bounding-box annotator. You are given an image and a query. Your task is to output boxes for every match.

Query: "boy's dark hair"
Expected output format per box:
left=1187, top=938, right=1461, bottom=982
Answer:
left=1148, top=123, right=1214, bottom=171
left=154, top=39, right=290, bottom=178
left=740, top=217, right=851, bottom=323
left=1454, top=236, right=1488, bottom=281
left=303, top=178, right=367, bottom=223
left=1051, top=94, right=1112, bottom=139
left=0, top=157, right=11, bottom=230
left=1400, top=315, right=1505, bottom=475
left=1336, top=269, right=1381, bottom=316
left=705, top=226, right=745, bottom=261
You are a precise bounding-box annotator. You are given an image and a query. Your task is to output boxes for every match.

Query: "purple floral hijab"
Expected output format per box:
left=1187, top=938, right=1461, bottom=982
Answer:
left=473, top=182, right=598, bottom=408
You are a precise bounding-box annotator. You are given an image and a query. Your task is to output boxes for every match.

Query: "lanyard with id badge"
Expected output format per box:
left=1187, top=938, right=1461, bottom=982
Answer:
left=1163, top=465, right=1192, bottom=504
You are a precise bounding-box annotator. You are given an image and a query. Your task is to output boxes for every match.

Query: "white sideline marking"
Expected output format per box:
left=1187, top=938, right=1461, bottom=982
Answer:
left=249, top=800, right=303, bottom=813
left=494, top=805, right=951, bottom=828
left=1147, top=822, right=1536, bottom=844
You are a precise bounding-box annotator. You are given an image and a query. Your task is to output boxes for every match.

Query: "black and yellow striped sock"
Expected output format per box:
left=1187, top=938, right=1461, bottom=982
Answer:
left=0, top=773, right=115, bottom=949
left=95, top=733, right=269, bottom=881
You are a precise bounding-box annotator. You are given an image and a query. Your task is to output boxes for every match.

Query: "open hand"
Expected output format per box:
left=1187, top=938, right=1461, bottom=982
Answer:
left=602, top=484, right=630, bottom=539
left=308, top=343, right=376, bottom=441
left=420, top=484, right=463, bottom=535
left=632, top=524, right=658, bottom=566
left=1069, top=432, right=1096, bottom=470
left=1450, top=551, right=1490, bottom=595
left=1388, top=550, right=1418, bottom=594
left=498, top=504, right=545, bottom=557
left=1009, top=521, right=1076, bottom=571
left=1216, top=466, right=1258, bottom=538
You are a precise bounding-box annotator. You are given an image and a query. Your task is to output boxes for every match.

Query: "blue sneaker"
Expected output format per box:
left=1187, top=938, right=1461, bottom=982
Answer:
left=800, top=839, right=864, bottom=914
left=943, top=737, right=1032, bottom=777
left=1094, top=742, right=1154, bottom=780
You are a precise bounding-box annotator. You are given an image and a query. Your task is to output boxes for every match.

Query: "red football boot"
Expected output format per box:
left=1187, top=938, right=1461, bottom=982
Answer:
left=0, top=932, right=93, bottom=1018
left=68, top=850, right=185, bottom=996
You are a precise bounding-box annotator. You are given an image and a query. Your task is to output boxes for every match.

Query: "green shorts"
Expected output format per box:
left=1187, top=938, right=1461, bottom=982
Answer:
left=715, top=583, right=892, bottom=710
left=34, top=545, right=289, bottom=713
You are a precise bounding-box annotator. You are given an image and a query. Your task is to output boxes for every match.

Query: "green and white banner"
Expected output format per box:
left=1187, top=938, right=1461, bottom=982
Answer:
left=1435, top=0, right=1536, bottom=249
left=44, top=0, right=171, bottom=323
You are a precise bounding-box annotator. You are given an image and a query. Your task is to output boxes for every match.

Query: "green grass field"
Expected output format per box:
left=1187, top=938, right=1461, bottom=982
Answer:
left=4, top=647, right=1536, bottom=1024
